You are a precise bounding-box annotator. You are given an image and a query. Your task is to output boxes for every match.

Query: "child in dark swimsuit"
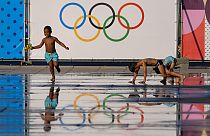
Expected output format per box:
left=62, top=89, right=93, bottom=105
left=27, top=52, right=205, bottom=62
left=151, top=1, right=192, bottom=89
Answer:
left=128, top=58, right=167, bottom=85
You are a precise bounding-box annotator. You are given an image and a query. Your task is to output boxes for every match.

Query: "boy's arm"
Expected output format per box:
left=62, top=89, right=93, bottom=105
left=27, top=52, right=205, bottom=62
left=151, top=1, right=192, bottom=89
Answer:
left=129, top=62, right=141, bottom=84
left=169, top=58, right=176, bottom=72
left=142, top=61, right=147, bottom=82
left=168, top=57, right=176, bottom=71
left=169, top=62, right=176, bottom=71
left=54, top=37, right=69, bottom=50
left=54, top=112, right=64, bottom=120
left=32, top=40, right=44, bottom=49
left=139, top=61, right=147, bottom=84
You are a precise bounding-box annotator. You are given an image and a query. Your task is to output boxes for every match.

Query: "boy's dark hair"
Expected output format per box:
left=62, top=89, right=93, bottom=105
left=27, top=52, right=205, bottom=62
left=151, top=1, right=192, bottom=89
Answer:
left=44, top=26, right=52, bottom=33
left=44, top=125, right=51, bottom=132
left=128, top=62, right=137, bottom=72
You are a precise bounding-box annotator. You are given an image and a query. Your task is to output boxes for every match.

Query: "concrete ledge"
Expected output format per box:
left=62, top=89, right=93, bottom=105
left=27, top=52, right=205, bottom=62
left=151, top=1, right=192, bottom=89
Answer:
left=0, top=59, right=210, bottom=67
left=0, top=65, right=210, bottom=75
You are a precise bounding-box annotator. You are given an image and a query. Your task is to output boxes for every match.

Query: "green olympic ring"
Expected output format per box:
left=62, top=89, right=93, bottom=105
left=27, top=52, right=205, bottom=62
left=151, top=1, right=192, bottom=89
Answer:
left=103, top=15, right=130, bottom=42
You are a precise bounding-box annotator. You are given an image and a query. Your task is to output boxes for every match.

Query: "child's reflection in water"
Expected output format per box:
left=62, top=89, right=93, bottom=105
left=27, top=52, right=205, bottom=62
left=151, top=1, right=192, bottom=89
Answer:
left=40, top=83, right=64, bottom=132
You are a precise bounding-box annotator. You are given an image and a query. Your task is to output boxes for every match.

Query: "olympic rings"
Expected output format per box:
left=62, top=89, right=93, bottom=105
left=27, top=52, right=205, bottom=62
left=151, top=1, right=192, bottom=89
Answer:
left=74, top=15, right=101, bottom=42
left=103, top=15, right=130, bottom=42
left=89, top=3, right=115, bottom=29
left=59, top=2, right=144, bottom=42
left=117, top=105, right=144, bottom=130
left=59, top=2, right=86, bottom=30
left=118, top=2, right=144, bottom=30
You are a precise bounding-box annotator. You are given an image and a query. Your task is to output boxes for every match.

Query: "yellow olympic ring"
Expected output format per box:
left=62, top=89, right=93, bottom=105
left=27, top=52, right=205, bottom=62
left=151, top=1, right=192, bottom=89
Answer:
left=74, top=93, right=100, bottom=118
left=74, top=15, right=101, bottom=42
left=74, top=93, right=100, bottom=109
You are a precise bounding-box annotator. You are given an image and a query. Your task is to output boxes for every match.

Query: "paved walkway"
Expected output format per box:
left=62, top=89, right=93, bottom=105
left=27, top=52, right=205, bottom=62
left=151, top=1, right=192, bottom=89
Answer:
left=1, top=69, right=210, bottom=136
left=0, top=64, right=210, bottom=136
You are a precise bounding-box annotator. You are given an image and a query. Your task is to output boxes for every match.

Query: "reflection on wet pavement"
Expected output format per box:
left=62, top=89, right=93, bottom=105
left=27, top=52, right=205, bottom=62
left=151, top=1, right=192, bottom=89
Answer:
left=0, top=73, right=210, bottom=136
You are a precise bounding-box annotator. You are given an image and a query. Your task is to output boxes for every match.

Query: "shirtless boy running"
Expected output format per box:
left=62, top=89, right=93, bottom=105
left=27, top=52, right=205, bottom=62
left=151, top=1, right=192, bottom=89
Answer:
left=32, top=26, right=69, bottom=82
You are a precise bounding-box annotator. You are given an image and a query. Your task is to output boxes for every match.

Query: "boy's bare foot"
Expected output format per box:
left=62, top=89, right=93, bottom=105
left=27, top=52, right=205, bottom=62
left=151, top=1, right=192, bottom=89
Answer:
left=128, top=79, right=135, bottom=84
left=128, top=81, right=135, bottom=84
left=59, top=112, right=64, bottom=116
left=179, top=75, right=185, bottom=83
left=56, top=87, right=60, bottom=93
left=160, top=79, right=166, bottom=85
left=51, top=78, right=55, bottom=82
left=168, top=80, right=174, bottom=84
left=138, top=81, right=146, bottom=84
left=174, top=76, right=185, bottom=84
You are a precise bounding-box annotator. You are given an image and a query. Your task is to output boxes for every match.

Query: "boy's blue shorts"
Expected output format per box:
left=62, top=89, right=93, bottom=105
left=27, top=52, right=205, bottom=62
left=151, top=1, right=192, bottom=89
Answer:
left=45, top=96, right=58, bottom=108
left=45, top=52, right=59, bottom=63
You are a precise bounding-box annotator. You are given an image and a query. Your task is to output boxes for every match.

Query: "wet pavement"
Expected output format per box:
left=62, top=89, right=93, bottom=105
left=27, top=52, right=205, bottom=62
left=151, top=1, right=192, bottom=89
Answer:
left=0, top=66, right=210, bottom=136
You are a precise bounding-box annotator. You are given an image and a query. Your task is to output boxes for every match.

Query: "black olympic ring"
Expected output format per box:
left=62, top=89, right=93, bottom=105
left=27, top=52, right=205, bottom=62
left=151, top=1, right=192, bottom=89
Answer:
left=88, top=105, right=115, bottom=129
left=88, top=2, right=115, bottom=29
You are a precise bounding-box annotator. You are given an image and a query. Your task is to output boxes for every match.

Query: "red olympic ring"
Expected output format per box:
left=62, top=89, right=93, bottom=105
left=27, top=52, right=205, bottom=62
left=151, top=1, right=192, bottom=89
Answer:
left=117, top=105, right=144, bottom=130
left=118, top=2, right=145, bottom=29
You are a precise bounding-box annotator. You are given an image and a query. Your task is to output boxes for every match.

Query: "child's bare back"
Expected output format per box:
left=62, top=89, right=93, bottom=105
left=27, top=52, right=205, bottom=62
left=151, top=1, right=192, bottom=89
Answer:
left=142, top=58, right=157, bottom=65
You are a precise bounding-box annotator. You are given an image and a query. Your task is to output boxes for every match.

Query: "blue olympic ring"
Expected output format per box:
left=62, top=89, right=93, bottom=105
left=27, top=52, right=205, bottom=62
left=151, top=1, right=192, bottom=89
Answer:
left=59, top=105, right=86, bottom=131
left=59, top=2, right=86, bottom=30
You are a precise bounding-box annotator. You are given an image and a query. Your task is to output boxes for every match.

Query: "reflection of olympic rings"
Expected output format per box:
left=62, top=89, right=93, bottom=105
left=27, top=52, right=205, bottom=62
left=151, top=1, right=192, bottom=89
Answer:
left=88, top=105, right=114, bottom=129
left=59, top=93, right=144, bottom=130
left=117, top=105, right=144, bottom=130
left=59, top=105, right=86, bottom=131
left=103, top=93, right=129, bottom=117
left=59, top=2, right=144, bottom=42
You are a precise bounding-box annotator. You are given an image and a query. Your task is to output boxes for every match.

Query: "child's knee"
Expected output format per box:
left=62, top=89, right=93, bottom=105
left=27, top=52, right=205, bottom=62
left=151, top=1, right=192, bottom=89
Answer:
left=53, top=63, right=58, bottom=67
